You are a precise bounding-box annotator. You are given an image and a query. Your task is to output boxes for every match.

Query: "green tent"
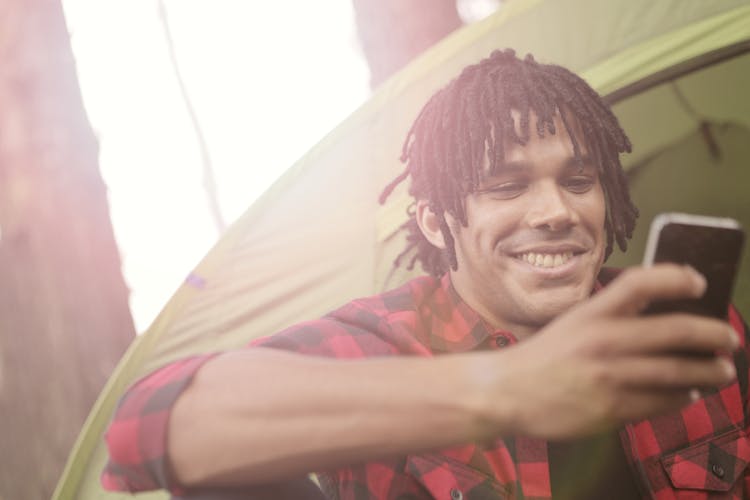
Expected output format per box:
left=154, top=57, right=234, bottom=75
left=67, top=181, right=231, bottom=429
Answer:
left=54, top=1, right=750, bottom=498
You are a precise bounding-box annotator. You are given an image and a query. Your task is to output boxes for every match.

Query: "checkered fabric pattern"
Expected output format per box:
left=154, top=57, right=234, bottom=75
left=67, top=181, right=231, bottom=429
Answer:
left=102, top=271, right=750, bottom=499
left=102, top=355, right=218, bottom=494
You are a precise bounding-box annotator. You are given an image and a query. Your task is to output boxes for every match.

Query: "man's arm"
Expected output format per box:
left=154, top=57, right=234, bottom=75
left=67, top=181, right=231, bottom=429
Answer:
left=105, top=264, right=738, bottom=492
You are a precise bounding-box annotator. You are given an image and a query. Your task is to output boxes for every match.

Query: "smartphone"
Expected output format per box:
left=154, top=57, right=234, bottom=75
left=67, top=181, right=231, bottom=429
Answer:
left=642, top=212, right=745, bottom=319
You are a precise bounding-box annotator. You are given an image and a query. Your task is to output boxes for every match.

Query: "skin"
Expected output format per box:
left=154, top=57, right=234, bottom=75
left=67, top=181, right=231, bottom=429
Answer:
left=161, top=112, right=739, bottom=489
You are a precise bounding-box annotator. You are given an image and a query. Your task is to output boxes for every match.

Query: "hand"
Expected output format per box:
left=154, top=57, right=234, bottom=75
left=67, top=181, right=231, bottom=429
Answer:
left=488, top=264, right=739, bottom=440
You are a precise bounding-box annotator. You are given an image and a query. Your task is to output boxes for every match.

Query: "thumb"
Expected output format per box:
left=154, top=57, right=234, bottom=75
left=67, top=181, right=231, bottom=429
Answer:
left=585, top=264, right=706, bottom=317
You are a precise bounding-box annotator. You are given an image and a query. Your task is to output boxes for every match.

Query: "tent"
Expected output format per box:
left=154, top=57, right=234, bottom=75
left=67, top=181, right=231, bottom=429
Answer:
left=54, top=1, right=750, bottom=498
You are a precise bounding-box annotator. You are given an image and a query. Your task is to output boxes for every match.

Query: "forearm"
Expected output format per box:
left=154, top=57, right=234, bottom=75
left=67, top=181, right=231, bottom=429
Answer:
left=167, top=347, right=504, bottom=487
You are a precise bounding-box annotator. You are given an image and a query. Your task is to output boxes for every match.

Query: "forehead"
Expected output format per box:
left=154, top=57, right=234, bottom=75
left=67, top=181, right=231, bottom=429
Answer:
left=480, top=109, right=590, bottom=177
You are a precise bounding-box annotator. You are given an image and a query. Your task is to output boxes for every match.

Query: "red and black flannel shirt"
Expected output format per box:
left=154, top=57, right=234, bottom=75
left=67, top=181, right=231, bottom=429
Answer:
left=103, top=271, right=750, bottom=499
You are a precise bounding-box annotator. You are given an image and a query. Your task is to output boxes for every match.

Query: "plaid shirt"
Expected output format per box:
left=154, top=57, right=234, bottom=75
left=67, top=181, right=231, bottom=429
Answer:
left=103, top=271, right=750, bottom=499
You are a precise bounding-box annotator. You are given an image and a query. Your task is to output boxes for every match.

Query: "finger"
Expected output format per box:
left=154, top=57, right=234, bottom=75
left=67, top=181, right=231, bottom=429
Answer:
left=598, top=355, right=736, bottom=390
left=587, top=264, right=706, bottom=317
left=594, top=315, right=738, bottom=356
left=612, top=388, right=698, bottom=423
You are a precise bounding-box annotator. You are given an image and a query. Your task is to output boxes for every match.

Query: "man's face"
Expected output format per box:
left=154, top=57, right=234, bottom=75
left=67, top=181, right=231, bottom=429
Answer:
left=447, top=113, right=606, bottom=336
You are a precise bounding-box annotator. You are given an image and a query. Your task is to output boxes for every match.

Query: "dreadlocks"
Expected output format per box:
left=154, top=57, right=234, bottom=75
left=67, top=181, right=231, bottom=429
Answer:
left=379, top=49, right=638, bottom=277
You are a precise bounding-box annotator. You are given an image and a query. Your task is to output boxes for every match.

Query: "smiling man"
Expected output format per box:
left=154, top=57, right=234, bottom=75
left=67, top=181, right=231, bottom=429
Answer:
left=103, top=50, right=749, bottom=499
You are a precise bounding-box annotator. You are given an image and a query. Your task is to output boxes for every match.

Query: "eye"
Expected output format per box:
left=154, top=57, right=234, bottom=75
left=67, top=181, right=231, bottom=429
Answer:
left=478, top=182, right=528, bottom=200
left=562, top=176, right=596, bottom=194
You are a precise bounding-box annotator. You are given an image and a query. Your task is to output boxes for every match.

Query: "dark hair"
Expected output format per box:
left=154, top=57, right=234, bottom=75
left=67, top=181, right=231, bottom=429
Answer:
left=379, top=49, right=638, bottom=277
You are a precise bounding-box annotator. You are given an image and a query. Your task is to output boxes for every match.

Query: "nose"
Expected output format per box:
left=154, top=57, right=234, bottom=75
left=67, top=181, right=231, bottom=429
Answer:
left=526, top=182, right=578, bottom=231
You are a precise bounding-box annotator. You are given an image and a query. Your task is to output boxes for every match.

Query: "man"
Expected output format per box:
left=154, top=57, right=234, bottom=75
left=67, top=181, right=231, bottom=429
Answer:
left=103, top=50, right=748, bottom=499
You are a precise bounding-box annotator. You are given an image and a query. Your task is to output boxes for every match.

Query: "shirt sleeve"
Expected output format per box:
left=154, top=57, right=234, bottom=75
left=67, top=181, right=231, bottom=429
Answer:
left=101, top=353, right=218, bottom=493
left=99, top=300, right=411, bottom=493
left=732, top=306, right=750, bottom=494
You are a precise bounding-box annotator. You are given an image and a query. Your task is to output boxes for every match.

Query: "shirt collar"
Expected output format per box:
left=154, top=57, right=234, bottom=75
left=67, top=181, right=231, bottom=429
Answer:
left=426, top=274, right=496, bottom=354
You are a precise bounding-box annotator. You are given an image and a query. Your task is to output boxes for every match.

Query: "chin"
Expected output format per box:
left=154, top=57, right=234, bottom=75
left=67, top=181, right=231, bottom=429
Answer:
left=529, top=287, right=590, bottom=321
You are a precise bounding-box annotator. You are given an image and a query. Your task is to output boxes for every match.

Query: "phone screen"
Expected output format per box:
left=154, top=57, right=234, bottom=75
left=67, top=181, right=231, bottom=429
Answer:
left=643, top=214, right=745, bottom=319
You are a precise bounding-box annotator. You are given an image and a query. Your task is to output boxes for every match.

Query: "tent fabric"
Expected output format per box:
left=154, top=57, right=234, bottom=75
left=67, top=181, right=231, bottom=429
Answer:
left=54, top=1, right=750, bottom=498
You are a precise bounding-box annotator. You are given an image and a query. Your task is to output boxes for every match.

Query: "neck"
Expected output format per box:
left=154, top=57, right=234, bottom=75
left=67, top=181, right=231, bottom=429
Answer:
left=447, top=274, right=546, bottom=341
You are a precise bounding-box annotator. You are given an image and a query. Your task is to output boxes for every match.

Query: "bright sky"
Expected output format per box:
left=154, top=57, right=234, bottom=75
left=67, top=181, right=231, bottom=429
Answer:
left=62, top=0, right=371, bottom=332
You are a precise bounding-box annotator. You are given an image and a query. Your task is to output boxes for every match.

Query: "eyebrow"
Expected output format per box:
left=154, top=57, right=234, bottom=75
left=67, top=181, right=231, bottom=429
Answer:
left=564, top=155, right=594, bottom=170
left=494, top=155, right=595, bottom=173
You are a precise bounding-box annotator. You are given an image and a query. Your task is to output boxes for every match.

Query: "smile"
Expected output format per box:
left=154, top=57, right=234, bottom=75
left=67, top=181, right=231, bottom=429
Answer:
left=515, top=251, right=574, bottom=268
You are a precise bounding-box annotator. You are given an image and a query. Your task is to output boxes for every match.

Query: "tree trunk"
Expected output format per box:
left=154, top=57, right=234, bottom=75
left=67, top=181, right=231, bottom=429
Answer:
left=352, top=0, right=463, bottom=89
left=0, top=1, right=135, bottom=499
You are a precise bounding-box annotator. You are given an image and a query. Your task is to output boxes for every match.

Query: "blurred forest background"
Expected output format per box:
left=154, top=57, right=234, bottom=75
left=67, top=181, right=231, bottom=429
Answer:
left=0, top=0, right=501, bottom=498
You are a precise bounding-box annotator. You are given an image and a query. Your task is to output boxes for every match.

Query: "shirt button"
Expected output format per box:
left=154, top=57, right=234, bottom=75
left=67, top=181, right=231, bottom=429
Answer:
left=450, top=488, right=463, bottom=500
left=495, top=335, right=510, bottom=347
left=711, top=463, right=726, bottom=479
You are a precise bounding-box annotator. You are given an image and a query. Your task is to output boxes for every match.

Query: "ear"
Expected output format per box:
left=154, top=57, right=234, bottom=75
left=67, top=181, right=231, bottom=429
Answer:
left=415, top=199, right=447, bottom=249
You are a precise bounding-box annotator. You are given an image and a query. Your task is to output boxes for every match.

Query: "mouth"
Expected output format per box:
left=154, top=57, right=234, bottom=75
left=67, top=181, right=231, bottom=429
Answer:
left=514, top=251, right=575, bottom=269
left=509, top=243, right=588, bottom=271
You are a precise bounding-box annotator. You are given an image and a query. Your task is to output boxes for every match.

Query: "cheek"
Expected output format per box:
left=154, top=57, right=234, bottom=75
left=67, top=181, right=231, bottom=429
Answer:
left=584, top=186, right=607, bottom=229
left=585, top=189, right=608, bottom=260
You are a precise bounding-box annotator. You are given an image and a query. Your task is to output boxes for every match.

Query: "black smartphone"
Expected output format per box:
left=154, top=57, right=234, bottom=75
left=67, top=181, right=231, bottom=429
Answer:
left=642, top=213, right=745, bottom=319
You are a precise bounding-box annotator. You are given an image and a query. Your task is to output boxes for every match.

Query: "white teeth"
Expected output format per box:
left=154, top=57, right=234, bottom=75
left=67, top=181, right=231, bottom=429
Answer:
left=517, top=251, right=574, bottom=268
